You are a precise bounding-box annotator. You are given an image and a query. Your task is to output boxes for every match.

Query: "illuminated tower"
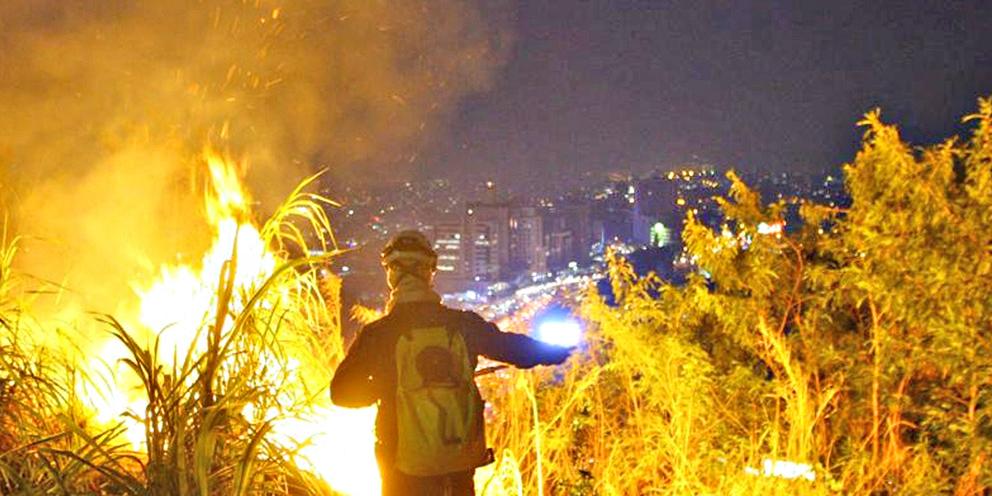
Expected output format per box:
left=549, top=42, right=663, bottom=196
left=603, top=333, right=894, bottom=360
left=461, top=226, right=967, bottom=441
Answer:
left=509, top=206, right=546, bottom=275
left=464, top=200, right=510, bottom=282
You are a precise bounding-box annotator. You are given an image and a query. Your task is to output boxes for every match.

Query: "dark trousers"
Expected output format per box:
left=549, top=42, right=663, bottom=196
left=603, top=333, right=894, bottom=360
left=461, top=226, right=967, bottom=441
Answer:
left=379, top=463, right=475, bottom=496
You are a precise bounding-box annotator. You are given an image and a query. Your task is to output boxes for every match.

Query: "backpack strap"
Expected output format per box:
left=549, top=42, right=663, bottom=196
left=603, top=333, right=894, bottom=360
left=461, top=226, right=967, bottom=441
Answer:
left=445, top=309, right=473, bottom=345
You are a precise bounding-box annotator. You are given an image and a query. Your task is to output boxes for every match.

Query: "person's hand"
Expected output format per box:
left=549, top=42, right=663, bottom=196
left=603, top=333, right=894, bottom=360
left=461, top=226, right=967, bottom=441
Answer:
left=545, top=345, right=575, bottom=365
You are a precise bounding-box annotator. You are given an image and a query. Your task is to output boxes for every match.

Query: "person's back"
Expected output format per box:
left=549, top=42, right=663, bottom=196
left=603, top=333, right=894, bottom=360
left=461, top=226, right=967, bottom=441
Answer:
left=330, top=231, right=572, bottom=496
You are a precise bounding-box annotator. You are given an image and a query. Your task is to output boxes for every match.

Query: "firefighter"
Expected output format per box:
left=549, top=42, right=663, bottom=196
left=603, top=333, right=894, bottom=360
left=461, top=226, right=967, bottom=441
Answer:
left=331, top=230, right=572, bottom=496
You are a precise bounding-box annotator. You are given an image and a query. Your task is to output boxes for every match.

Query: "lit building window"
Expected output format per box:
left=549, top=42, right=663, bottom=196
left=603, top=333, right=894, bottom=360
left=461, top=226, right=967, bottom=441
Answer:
left=650, top=222, right=671, bottom=247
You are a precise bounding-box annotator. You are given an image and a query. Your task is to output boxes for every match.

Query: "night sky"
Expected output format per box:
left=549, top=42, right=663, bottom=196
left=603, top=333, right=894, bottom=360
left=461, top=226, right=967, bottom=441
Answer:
left=426, top=0, right=992, bottom=184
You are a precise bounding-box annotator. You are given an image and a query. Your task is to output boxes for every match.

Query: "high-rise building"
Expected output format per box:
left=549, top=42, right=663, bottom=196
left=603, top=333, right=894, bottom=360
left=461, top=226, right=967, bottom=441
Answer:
left=424, top=219, right=466, bottom=293
left=544, top=229, right=573, bottom=271
left=633, top=172, right=679, bottom=245
left=543, top=201, right=592, bottom=270
left=590, top=178, right=636, bottom=245
left=464, top=201, right=510, bottom=282
left=430, top=222, right=465, bottom=273
left=509, top=206, right=546, bottom=275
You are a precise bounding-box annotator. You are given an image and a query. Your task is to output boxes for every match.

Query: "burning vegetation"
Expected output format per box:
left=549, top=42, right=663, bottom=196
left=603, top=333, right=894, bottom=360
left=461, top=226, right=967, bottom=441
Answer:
left=2, top=102, right=991, bottom=494
left=1, top=1, right=508, bottom=489
left=1, top=0, right=992, bottom=494
left=0, top=1, right=509, bottom=493
left=0, top=0, right=511, bottom=327
left=2, top=147, right=382, bottom=494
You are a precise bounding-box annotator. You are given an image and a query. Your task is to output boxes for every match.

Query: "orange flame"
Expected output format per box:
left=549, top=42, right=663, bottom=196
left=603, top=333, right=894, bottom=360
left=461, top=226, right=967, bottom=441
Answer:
left=78, top=149, right=379, bottom=495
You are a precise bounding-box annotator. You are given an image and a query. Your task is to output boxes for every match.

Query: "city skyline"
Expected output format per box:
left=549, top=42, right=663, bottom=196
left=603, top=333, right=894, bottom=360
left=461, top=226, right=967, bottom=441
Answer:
left=326, top=162, right=847, bottom=304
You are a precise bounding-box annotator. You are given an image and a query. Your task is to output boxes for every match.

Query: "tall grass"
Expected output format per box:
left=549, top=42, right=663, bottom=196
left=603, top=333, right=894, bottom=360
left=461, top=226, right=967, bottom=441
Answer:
left=3, top=102, right=992, bottom=495
left=0, top=171, right=348, bottom=495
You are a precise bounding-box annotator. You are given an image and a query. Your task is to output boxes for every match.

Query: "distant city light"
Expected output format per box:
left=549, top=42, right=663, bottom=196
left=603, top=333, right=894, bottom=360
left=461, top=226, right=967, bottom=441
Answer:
left=535, top=319, right=583, bottom=348
left=650, top=222, right=671, bottom=247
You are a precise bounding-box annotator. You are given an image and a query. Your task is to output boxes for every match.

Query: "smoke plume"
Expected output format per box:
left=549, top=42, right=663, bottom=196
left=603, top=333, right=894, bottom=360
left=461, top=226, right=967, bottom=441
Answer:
left=0, top=0, right=510, bottom=317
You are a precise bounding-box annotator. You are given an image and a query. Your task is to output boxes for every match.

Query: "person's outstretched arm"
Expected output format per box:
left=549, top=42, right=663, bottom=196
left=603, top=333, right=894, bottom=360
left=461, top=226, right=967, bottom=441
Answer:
left=464, top=312, right=572, bottom=368
left=330, top=326, right=379, bottom=408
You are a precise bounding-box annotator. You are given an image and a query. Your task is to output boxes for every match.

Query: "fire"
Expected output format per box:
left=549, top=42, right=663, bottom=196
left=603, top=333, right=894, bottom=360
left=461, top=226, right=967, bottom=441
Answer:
left=136, top=152, right=276, bottom=355
left=77, top=149, right=379, bottom=495
left=267, top=406, right=381, bottom=496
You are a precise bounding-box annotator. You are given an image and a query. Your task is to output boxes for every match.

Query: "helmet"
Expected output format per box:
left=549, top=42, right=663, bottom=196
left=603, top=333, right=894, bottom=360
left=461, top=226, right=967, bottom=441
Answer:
left=381, top=230, right=438, bottom=269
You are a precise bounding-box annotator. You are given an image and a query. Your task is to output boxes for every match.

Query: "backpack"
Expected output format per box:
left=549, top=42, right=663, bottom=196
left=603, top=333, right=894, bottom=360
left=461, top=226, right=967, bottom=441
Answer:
left=393, top=313, right=489, bottom=476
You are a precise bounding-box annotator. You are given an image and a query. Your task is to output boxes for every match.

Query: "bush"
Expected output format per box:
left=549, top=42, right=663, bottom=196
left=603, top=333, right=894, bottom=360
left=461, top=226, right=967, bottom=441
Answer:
left=480, top=99, right=992, bottom=495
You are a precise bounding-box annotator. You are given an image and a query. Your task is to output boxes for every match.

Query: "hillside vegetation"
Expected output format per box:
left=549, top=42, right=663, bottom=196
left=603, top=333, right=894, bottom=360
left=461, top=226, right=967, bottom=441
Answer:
left=481, top=99, right=992, bottom=495
left=2, top=100, right=991, bottom=494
